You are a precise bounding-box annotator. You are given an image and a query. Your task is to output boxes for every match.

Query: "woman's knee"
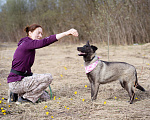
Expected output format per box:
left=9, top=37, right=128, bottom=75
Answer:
left=41, top=74, right=53, bottom=84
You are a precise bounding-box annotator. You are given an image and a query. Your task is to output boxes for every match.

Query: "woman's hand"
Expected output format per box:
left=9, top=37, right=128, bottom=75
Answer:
left=56, top=28, right=78, bottom=40
left=65, top=28, right=78, bottom=37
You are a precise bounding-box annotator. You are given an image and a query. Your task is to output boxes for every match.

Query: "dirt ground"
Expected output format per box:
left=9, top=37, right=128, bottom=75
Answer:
left=0, top=42, right=150, bottom=120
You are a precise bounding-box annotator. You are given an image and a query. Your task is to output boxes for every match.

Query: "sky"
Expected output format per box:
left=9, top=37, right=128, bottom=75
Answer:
left=0, top=0, right=6, bottom=11
left=0, top=0, right=6, bottom=6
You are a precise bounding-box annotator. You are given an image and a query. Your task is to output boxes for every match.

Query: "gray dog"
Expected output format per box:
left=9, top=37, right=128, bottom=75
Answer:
left=77, top=41, right=145, bottom=104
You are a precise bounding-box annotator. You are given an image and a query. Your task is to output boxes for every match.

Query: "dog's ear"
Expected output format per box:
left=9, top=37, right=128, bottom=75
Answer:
left=91, top=45, right=98, bottom=52
left=86, top=41, right=90, bottom=46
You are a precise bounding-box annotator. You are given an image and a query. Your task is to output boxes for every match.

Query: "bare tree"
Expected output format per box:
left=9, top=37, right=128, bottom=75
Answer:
left=0, top=0, right=149, bottom=45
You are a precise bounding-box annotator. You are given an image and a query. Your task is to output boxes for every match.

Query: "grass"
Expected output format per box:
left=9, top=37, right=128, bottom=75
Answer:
left=0, top=42, right=150, bottom=120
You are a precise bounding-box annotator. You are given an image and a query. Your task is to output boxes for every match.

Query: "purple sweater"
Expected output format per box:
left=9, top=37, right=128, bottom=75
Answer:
left=7, top=35, right=58, bottom=83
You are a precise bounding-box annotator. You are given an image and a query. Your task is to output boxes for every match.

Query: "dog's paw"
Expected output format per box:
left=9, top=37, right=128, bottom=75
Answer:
left=127, top=100, right=133, bottom=104
left=91, top=97, right=97, bottom=101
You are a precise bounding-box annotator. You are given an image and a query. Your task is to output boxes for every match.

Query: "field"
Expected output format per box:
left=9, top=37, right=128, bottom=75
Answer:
left=0, top=42, right=150, bottom=120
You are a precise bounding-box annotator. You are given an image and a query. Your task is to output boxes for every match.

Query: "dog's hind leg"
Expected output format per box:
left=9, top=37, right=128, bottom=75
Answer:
left=126, top=85, right=135, bottom=104
left=127, top=86, right=135, bottom=104
left=120, top=80, right=135, bottom=104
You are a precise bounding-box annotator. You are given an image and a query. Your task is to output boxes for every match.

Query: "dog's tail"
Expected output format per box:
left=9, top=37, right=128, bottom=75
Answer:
left=134, top=71, right=145, bottom=92
left=135, top=84, right=145, bottom=91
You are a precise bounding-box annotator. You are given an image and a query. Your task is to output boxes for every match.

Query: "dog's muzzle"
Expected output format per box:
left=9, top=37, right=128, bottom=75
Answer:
left=77, top=47, right=87, bottom=56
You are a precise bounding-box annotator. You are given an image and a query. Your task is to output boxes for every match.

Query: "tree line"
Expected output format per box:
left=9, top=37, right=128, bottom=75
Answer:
left=0, top=0, right=150, bottom=45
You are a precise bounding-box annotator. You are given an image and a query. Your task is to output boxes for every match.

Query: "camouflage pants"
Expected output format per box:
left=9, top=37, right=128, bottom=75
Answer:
left=8, top=73, right=53, bottom=103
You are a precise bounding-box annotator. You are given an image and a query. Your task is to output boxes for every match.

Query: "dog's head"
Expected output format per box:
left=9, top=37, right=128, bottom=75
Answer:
left=77, top=41, right=98, bottom=61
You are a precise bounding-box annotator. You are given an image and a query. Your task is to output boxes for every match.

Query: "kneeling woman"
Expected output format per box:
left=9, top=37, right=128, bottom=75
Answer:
left=7, top=24, right=78, bottom=103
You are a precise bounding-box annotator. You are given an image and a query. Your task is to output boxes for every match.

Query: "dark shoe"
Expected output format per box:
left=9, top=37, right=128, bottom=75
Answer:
left=12, top=93, right=18, bottom=102
left=7, top=90, right=18, bottom=103
left=18, top=97, right=32, bottom=103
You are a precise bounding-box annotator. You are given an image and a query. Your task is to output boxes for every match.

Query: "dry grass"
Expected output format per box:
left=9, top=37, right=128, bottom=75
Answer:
left=0, top=42, right=150, bottom=120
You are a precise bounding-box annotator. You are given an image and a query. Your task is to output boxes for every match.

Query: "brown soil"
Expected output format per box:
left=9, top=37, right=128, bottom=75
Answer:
left=0, top=42, right=150, bottom=120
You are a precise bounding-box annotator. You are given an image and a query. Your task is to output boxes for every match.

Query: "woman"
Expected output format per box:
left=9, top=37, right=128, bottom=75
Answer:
left=7, top=24, right=78, bottom=103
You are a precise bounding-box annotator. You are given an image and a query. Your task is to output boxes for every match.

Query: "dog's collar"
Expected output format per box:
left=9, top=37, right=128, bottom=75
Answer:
left=85, top=56, right=100, bottom=74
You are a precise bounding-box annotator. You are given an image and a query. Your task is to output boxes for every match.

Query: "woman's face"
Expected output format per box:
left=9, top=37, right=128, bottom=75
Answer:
left=29, top=27, right=43, bottom=40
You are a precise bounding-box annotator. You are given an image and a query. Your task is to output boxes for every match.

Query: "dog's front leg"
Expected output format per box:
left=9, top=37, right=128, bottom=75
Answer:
left=87, top=74, right=94, bottom=99
left=90, top=82, right=94, bottom=98
left=92, top=82, right=100, bottom=101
